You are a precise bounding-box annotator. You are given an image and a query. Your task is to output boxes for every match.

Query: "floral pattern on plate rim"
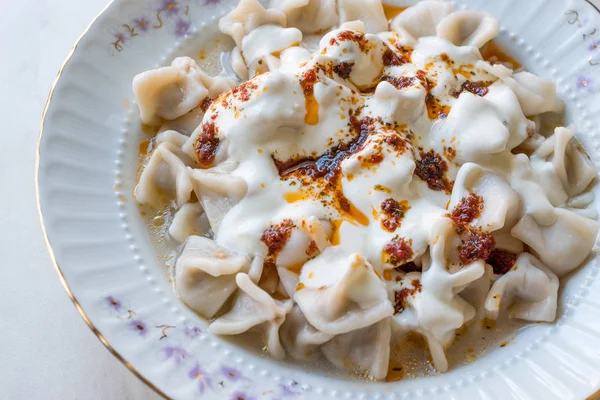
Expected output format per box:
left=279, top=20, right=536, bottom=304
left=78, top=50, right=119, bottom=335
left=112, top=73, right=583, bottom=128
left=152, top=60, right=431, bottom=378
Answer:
left=103, top=295, right=304, bottom=399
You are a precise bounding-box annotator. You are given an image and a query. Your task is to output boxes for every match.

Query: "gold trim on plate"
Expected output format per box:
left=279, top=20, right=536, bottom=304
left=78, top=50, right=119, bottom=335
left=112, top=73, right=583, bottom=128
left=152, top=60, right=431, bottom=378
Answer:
left=34, top=1, right=600, bottom=399
left=35, top=1, right=169, bottom=398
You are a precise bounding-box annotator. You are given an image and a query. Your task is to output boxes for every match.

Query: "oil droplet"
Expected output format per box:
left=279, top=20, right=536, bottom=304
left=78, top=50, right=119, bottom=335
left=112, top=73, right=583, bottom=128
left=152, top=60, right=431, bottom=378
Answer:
left=382, top=3, right=407, bottom=20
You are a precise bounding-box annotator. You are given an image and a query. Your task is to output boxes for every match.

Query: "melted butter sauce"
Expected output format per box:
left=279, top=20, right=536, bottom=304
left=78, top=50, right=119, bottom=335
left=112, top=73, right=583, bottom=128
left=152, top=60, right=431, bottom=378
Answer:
left=481, top=40, right=522, bottom=69
left=382, top=3, right=407, bottom=20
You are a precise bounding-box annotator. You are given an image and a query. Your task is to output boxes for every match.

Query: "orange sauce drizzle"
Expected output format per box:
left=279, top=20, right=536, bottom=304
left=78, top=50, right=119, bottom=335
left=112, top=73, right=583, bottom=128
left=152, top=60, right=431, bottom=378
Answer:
left=287, top=262, right=304, bottom=275
left=305, top=95, right=319, bottom=125
left=382, top=4, right=407, bottom=20
left=481, top=40, right=521, bottom=69
left=284, top=191, right=308, bottom=203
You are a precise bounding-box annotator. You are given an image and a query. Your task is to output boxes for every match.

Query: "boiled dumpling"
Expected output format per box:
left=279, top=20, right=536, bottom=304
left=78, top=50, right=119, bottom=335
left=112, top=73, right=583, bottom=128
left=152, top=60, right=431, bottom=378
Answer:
left=279, top=305, right=333, bottom=361
left=337, top=0, right=388, bottom=34
left=436, top=11, right=498, bottom=49
left=241, top=24, right=302, bottom=77
left=321, top=317, right=391, bottom=380
left=168, top=202, right=210, bottom=243
left=390, top=0, right=452, bottom=46
left=190, top=164, right=248, bottom=234
left=134, top=142, right=194, bottom=208
left=210, top=273, right=293, bottom=359
left=133, top=57, right=234, bottom=124
left=219, top=0, right=286, bottom=47
left=175, top=236, right=251, bottom=318
left=269, top=0, right=338, bottom=34
left=294, top=248, right=394, bottom=335
left=449, top=163, right=520, bottom=232
left=511, top=207, right=599, bottom=277
left=485, top=253, right=559, bottom=322
left=531, top=127, right=597, bottom=200
left=502, top=71, right=564, bottom=117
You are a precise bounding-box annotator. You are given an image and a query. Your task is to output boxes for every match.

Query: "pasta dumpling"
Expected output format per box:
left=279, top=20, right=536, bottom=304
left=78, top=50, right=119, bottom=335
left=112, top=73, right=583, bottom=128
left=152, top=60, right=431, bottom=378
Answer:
left=133, top=57, right=234, bottom=124
left=175, top=236, right=251, bottom=318
left=279, top=305, right=333, bottom=361
left=219, top=0, right=286, bottom=47
left=294, top=248, right=394, bottom=335
left=269, top=0, right=338, bottom=34
left=168, top=202, right=210, bottom=243
left=485, top=253, right=559, bottom=322
left=337, top=0, right=388, bottom=34
left=390, top=0, right=452, bottom=46
left=210, top=273, right=293, bottom=359
left=436, top=11, right=498, bottom=49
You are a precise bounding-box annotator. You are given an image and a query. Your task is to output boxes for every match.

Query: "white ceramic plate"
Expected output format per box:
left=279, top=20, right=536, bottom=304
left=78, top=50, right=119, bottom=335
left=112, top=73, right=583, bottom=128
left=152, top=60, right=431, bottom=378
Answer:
left=37, top=0, right=600, bottom=399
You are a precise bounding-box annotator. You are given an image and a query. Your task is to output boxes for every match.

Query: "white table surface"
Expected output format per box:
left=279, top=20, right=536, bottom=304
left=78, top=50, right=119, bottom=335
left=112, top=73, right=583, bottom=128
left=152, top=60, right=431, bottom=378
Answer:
left=2, top=1, right=600, bottom=399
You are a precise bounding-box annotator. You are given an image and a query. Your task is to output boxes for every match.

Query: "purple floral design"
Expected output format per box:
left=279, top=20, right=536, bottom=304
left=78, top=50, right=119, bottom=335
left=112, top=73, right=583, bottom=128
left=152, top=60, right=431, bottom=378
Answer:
left=105, top=296, right=122, bottom=312
left=184, top=325, right=202, bottom=338
left=220, top=365, right=246, bottom=382
left=130, top=320, right=148, bottom=336
left=164, top=346, right=188, bottom=364
left=175, top=18, right=192, bottom=37
left=133, top=17, right=150, bottom=32
left=589, top=39, right=600, bottom=52
left=577, top=76, right=593, bottom=90
left=159, top=0, right=181, bottom=16
left=230, top=391, right=256, bottom=400
left=189, top=363, right=212, bottom=393
left=278, top=381, right=302, bottom=396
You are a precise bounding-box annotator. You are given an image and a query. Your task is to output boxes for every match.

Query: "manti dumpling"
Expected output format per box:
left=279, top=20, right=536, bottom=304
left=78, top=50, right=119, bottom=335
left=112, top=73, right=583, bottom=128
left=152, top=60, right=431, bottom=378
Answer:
left=168, top=202, right=210, bottom=243
left=449, top=163, right=520, bottom=232
left=511, top=207, right=599, bottom=277
left=133, top=57, right=235, bottom=124
left=337, top=0, right=388, bottom=34
left=175, top=236, right=251, bottom=318
left=279, top=305, right=333, bottom=361
left=294, top=247, right=394, bottom=335
left=134, top=141, right=194, bottom=208
left=269, top=0, right=338, bottom=34
left=219, top=0, right=286, bottom=47
left=321, top=317, right=391, bottom=380
left=210, top=273, right=293, bottom=359
left=436, top=11, right=498, bottom=49
left=485, top=253, right=559, bottom=322
left=390, top=0, right=452, bottom=46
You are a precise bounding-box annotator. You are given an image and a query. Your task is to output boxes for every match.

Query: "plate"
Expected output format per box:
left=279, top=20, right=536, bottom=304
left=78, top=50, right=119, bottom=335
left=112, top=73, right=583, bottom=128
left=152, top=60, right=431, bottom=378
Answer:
left=37, top=0, right=600, bottom=399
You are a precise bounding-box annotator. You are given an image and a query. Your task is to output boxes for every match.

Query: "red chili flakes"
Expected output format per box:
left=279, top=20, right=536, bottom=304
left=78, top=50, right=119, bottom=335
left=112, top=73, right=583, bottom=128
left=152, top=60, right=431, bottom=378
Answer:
left=195, top=122, right=220, bottom=168
left=414, top=150, right=453, bottom=193
left=458, top=231, right=495, bottom=265
left=383, top=48, right=407, bottom=66
left=384, top=237, right=413, bottom=266
left=382, top=75, right=415, bottom=90
left=393, top=279, right=422, bottom=314
left=395, top=45, right=413, bottom=63
left=443, top=146, right=456, bottom=162
left=300, top=69, right=317, bottom=95
left=231, top=80, right=259, bottom=102
left=261, top=219, right=294, bottom=256
left=486, top=249, right=517, bottom=275
left=440, top=53, right=453, bottom=65
left=384, top=134, right=407, bottom=153
left=199, top=97, right=213, bottom=112
left=450, top=193, right=483, bottom=233
left=337, top=30, right=367, bottom=51
left=380, top=198, right=410, bottom=232
left=425, top=94, right=451, bottom=120
left=306, top=240, right=319, bottom=258
left=415, top=70, right=434, bottom=91
left=458, top=81, right=489, bottom=97
left=334, top=62, right=354, bottom=79
left=274, top=116, right=375, bottom=181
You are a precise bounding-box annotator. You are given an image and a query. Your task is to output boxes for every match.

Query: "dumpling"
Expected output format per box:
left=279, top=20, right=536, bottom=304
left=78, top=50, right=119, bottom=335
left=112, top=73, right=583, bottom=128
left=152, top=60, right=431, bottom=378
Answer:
left=511, top=207, right=599, bottom=277
left=531, top=127, right=597, bottom=200
left=156, top=129, right=189, bottom=148
left=390, top=1, right=452, bottom=46
left=337, top=0, right=388, bottom=34
left=190, top=164, right=248, bottom=234
left=269, top=0, right=338, bottom=34
left=210, top=273, right=293, bottom=359
left=294, top=248, right=394, bottom=335
left=485, top=253, right=559, bottom=322
left=501, top=71, right=564, bottom=117
left=370, top=79, right=426, bottom=122
left=279, top=305, right=333, bottom=361
left=168, top=202, right=210, bottom=243
left=436, top=11, right=498, bottom=49
left=134, top=142, right=194, bottom=208
left=175, top=236, right=251, bottom=318
left=219, top=0, right=286, bottom=47
left=241, top=24, right=302, bottom=77
left=391, top=219, right=485, bottom=372
left=430, top=86, right=531, bottom=164
left=133, top=57, right=235, bottom=124
left=449, top=163, right=520, bottom=232
left=321, top=317, right=391, bottom=380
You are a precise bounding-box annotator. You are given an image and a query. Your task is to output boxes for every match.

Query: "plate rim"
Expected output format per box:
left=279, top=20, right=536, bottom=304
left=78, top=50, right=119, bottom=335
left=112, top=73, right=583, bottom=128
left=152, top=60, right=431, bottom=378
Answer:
left=34, top=1, right=600, bottom=399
